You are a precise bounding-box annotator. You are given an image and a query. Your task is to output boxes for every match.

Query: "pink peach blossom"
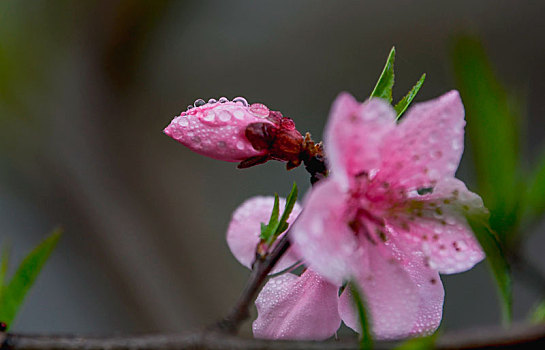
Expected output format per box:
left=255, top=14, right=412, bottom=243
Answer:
left=227, top=196, right=341, bottom=340
left=227, top=91, right=485, bottom=341
left=290, top=91, right=485, bottom=339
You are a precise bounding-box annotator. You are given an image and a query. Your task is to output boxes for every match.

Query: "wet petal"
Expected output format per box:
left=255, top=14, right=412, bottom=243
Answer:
left=227, top=196, right=301, bottom=273
left=338, top=243, right=420, bottom=340
left=290, top=180, right=357, bottom=285
left=324, top=93, right=396, bottom=190
left=253, top=269, right=341, bottom=340
left=377, top=91, right=465, bottom=191
left=391, top=179, right=485, bottom=274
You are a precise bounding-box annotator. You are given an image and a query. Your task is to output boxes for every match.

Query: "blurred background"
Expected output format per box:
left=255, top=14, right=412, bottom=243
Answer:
left=1, top=0, right=545, bottom=336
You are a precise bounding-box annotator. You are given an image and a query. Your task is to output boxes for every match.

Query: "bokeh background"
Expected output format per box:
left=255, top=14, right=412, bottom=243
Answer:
left=1, top=0, right=545, bottom=336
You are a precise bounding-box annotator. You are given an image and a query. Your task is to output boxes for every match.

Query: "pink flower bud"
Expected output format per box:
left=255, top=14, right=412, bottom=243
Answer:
left=164, top=97, right=305, bottom=168
left=164, top=97, right=275, bottom=162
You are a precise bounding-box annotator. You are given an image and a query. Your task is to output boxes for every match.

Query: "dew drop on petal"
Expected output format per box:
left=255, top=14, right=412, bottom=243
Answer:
left=233, top=96, right=248, bottom=106
left=236, top=141, right=245, bottom=150
left=208, top=98, right=217, bottom=104
left=179, top=117, right=189, bottom=127
left=219, top=97, right=229, bottom=103
left=203, top=110, right=216, bottom=122
left=194, top=98, right=206, bottom=107
left=218, top=110, right=232, bottom=122
left=249, top=103, right=270, bottom=118
left=233, top=110, right=245, bottom=120
left=187, top=105, right=194, bottom=110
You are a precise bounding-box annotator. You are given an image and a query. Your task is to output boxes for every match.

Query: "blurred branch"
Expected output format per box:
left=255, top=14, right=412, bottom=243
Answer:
left=3, top=322, right=545, bottom=350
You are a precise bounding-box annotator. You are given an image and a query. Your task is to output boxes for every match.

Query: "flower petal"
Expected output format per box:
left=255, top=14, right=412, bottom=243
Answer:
left=391, top=179, right=485, bottom=274
left=253, top=269, right=341, bottom=340
left=324, top=93, right=396, bottom=190
left=227, top=196, right=301, bottom=273
left=377, top=90, right=465, bottom=190
left=290, top=179, right=358, bottom=285
left=338, top=243, right=421, bottom=340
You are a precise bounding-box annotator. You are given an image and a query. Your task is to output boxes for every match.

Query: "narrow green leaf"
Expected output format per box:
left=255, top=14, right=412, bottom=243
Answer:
left=523, top=150, right=545, bottom=221
left=370, top=47, right=395, bottom=103
left=277, top=182, right=298, bottom=235
left=393, top=333, right=437, bottom=350
left=466, top=214, right=512, bottom=324
left=271, top=193, right=280, bottom=226
left=529, top=300, right=545, bottom=323
left=260, top=194, right=280, bottom=242
left=350, top=283, right=373, bottom=350
left=394, top=73, right=426, bottom=120
left=0, top=229, right=62, bottom=328
left=451, top=35, right=521, bottom=244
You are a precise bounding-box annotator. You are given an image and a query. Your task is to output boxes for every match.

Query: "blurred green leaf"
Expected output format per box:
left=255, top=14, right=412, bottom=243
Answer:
left=395, top=73, right=426, bottom=120
left=529, top=300, right=545, bottom=323
left=370, top=47, right=395, bottom=103
left=393, top=333, right=437, bottom=350
left=452, top=36, right=522, bottom=244
left=0, top=246, right=9, bottom=289
left=466, top=214, right=512, bottom=324
left=350, top=283, right=373, bottom=350
left=0, top=229, right=61, bottom=328
left=523, top=150, right=545, bottom=221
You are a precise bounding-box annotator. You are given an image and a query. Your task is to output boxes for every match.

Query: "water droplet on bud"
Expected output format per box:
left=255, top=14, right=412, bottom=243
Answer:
left=218, top=110, right=232, bottom=122
left=249, top=103, right=270, bottom=118
left=208, top=98, right=217, bottom=104
left=194, top=99, right=206, bottom=107
left=233, top=97, right=248, bottom=107
left=219, top=97, right=229, bottom=103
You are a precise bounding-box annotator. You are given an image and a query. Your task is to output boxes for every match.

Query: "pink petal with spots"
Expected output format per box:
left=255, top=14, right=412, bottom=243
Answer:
left=253, top=269, right=341, bottom=340
left=390, top=179, right=485, bottom=274
left=376, top=91, right=465, bottom=191
left=227, top=196, right=301, bottom=273
left=324, top=93, right=396, bottom=190
left=338, top=243, right=421, bottom=340
left=164, top=99, right=274, bottom=162
left=290, top=179, right=358, bottom=285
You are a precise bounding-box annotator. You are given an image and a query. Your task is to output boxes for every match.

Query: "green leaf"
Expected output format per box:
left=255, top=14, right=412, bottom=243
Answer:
left=523, top=150, right=545, bottom=221
left=393, top=333, right=437, bottom=350
left=350, top=283, right=373, bottom=350
left=0, top=229, right=62, bottom=328
left=260, top=194, right=280, bottom=242
left=394, top=73, right=426, bottom=120
left=370, top=47, right=395, bottom=103
left=260, top=183, right=299, bottom=246
left=529, top=300, right=545, bottom=323
left=466, top=214, right=512, bottom=325
left=277, top=182, right=298, bottom=235
left=451, top=35, right=522, bottom=244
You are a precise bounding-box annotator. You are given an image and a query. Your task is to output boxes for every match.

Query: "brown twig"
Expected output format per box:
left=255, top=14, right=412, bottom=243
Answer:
left=4, top=322, right=545, bottom=350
